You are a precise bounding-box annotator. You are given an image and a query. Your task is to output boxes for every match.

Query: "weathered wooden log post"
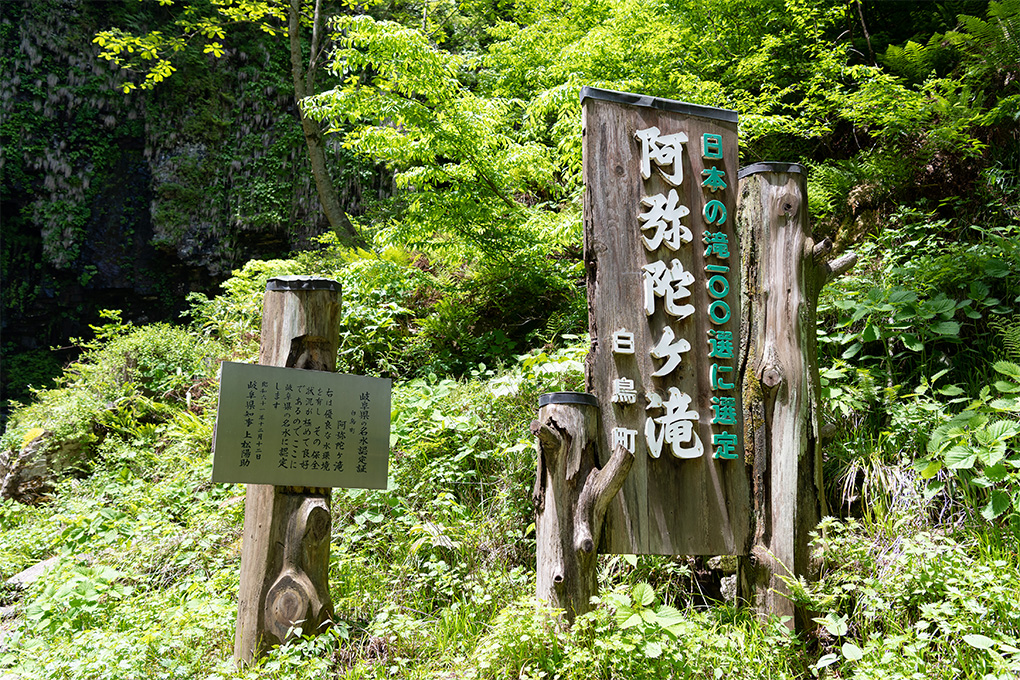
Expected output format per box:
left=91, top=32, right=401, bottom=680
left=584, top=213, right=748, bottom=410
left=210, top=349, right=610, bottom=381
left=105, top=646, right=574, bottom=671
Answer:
left=234, top=275, right=341, bottom=665
left=735, top=164, right=855, bottom=628
left=531, top=392, right=634, bottom=622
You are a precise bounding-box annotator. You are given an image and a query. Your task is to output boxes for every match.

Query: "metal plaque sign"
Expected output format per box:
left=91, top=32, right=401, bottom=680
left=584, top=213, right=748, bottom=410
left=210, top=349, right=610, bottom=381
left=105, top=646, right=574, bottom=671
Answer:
left=582, top=87, right=749, bottom=555
left=212, top=361, right=391, bottom=489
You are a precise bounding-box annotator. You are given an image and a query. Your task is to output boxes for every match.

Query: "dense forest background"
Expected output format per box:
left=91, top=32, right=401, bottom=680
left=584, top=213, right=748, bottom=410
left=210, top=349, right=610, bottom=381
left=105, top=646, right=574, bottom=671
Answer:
left=1, top=0, right=1019, bottom=677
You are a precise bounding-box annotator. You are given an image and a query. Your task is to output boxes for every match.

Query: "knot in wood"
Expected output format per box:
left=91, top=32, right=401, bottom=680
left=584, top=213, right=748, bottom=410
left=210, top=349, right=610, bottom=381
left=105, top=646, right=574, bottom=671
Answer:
left=305, top=506, right=330, bottom=543
left=779, top=192, right=800, bottom=217
left=763, top=366, right=783, bottom=388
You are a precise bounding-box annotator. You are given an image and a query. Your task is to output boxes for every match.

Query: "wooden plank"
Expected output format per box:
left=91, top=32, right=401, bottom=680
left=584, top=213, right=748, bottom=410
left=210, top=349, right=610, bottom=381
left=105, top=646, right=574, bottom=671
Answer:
left=582, top=88, right=750, bottom=556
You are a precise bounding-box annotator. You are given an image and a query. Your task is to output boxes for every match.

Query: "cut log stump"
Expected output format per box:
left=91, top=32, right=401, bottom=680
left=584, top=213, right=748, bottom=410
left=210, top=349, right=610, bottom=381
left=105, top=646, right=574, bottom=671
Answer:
left=532, top=393, right=634, bottom=623
left=735, top=164, right=856, bottom=628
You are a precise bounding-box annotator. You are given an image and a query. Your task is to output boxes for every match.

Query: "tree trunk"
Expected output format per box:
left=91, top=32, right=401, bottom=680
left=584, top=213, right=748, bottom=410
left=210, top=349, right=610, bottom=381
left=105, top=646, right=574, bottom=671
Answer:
left=288, top=0, right=363, bottom=246
left=735, top=164, right=855, bottom=629
left=531, top=393, right=634, bottom=623
left=234, top=275, right=342, bottom=665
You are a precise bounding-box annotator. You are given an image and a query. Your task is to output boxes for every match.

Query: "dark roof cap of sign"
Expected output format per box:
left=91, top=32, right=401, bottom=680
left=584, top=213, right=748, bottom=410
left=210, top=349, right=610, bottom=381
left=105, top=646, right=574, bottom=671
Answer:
left=538, top=391, right=599, bottom=408
left=738, top=162, right=807, bottom=179
left=266, top=275, right=341, bottom=292
left=580, top=86, right=738, bottom=124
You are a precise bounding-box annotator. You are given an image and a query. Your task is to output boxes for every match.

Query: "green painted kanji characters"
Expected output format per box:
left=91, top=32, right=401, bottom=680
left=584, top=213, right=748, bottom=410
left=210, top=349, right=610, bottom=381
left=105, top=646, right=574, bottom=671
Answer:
left=712, top=431, right=739, bottom=459
left=710, top=363, right=734, bottom=389
left=701, top=166, right=727, bottom=192
left=708, top=329, right=733, bottom=358
left=710, top=396, right=737, bottom=425
left=703, top=231, right=730, bottom=258
left=701, top=133, right=723, bottom=160
left=703, top=199, right=727, bottom=226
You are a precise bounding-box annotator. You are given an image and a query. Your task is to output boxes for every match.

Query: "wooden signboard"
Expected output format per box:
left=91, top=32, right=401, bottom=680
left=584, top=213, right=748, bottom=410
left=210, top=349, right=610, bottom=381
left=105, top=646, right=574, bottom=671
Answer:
left=212, top=361, right=390, bottom=489
left=582, top=87, right=750, bottom=556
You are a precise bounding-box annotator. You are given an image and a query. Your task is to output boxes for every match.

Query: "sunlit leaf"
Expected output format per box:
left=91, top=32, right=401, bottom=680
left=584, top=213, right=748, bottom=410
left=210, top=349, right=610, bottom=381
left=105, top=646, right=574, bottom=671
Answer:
left=980, top=490, right=1010, bottom=520
left=841, top=642, right=864, bottom=661
left=963, top=633, right=996, bottom=649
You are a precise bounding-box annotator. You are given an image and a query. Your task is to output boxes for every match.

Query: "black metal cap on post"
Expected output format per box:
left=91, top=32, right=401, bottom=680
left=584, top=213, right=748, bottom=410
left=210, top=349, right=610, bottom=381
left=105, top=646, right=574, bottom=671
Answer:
left=737, top=162, right=807, bottom=180
left=580, top=86, right=738, bottom=123
left=538, top=392, right=599, bottom=408
left=265, top=275, right=341, bottom=292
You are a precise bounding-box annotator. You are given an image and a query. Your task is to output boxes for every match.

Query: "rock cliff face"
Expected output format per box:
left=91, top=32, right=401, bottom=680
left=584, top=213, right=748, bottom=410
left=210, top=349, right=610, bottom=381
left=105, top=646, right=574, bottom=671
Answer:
left=0, top=0, right=376, bottom=401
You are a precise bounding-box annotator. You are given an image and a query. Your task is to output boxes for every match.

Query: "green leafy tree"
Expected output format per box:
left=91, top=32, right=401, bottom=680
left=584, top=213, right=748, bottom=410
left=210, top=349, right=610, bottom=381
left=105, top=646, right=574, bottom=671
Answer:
left=304, top=14, right=558, bottom=262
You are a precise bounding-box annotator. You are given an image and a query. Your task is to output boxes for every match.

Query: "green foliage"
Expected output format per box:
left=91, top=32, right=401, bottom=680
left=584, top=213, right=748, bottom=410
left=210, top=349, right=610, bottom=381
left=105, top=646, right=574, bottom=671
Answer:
left=0, top=388, right=106, bottom=466
left=818, top=213, right=1020, bottom=401
left=93, top=0, right=287, bottom=92
left=803, top=518, right=1020, bottom=679
left=0, top=346, right=63, bottom=408
left=24, top=561, right=134, bottom=635
left=66, top=310, right=221, bottom=401
left=187, top=258, right=304, bottom=358
left=307, top=13, right=559, bottom=263
left=917, top=361, right=1020, bottom=522
left=5, top=1, right=1020, bottom=679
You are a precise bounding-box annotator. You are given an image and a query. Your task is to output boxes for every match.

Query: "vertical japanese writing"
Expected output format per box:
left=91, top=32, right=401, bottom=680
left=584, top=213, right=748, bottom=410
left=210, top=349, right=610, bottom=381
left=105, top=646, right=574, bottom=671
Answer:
left=701, top=132, right=739, bottom=461
left=633, top=125, right=703, bottom=459
left=299, top=386, right=312, bottom=471
left=255, top=380, right=267, bottom=462
left=357, top=391, right=370, bottom=474
left=241, top=380, right=257, bottom=467
left=279, top=382, right=293, bottom=469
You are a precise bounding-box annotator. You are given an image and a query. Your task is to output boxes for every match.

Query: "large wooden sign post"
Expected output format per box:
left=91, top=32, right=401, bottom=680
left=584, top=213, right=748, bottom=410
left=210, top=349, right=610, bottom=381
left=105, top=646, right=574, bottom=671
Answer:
left=559, top=89, right=855, bottom=628
left=581, top=87, right=750, bottom=557
left=212, top=276, right=390, bottom=664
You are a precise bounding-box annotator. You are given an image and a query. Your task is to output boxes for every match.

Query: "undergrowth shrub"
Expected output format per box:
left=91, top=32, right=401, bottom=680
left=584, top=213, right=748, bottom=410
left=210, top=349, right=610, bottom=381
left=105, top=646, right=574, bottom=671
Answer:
left=0, top=388, right=105, bottom=462
left=803, top=517, right=1020, bottom=680
left=68, top=310, right=221, bottom=402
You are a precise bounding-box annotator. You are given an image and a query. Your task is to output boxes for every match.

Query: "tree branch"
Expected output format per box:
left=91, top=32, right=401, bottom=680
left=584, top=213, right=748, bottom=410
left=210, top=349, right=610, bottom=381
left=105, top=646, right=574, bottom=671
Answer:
left=825, top=251, right=857, bottom=281
left=573, top=444, right=634, bottom=555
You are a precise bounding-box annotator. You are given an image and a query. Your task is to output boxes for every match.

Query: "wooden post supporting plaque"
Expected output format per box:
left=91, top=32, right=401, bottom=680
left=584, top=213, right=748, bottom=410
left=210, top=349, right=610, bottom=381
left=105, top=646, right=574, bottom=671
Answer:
left=233, top=276, right=342, bottom=665
left=735, top=164, right=855, bottom=628
left=531, top=392, right=634, bottom=622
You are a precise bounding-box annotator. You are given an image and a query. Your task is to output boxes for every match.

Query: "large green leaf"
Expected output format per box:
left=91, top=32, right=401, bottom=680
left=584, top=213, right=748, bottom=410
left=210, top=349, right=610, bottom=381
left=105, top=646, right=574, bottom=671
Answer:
left=655, top=604, right=685, bottom=628
left=931, top=320, right=961, bottom=336
left=994, top=361, right=1020, bottom=380
left=981, top=489, right=1011, bottom=520
left=889, top=288, right=917, bottom=305
left=632, top=582, right=655, bottom=607
left=945, top=445, right=977, bottom=469
left=963, top=633, right=996, bottom=649
left=841, top=642, right=864, bottom=661
left=987, top=420, right=1020, bottom=441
